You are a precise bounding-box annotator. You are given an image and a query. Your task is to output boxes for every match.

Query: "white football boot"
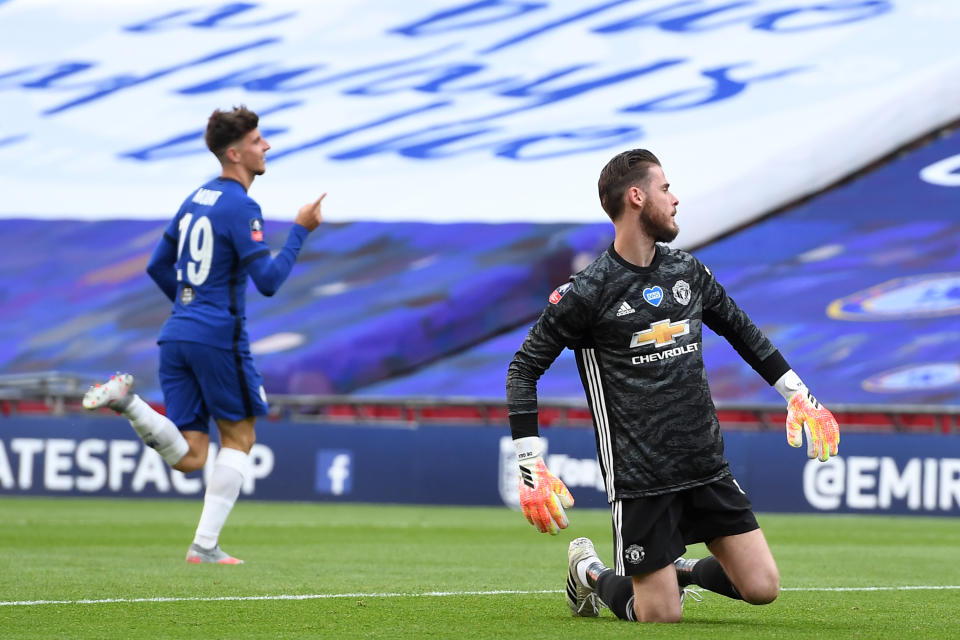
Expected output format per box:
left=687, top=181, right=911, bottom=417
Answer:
left=82, top=373, right=134, bottom=412
left=566, top=537, right=602, bottom=617
left=186, top=543, right=244, bottom=565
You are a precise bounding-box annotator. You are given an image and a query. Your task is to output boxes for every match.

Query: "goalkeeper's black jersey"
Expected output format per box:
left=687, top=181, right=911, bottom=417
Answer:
left=507, top=244, right=788, bottom=502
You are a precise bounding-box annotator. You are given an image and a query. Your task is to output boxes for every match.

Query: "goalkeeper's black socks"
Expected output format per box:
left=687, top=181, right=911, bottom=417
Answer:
left=596, top=570, right=636, bottom=621
left=686, top=556, right=743, bottom=600
left=674, top=557, right=698, bottom=587
left=582, top=560, right=608, bottom=589
left=594, top=556, right=743, bottom=621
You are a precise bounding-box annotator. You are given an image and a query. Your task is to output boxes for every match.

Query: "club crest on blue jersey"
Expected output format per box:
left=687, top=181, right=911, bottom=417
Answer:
left=642, top=286, right=663, bottom=307
left=250, top=218, right=264, bottom=242
left=549, top=282, right=572, bottom=304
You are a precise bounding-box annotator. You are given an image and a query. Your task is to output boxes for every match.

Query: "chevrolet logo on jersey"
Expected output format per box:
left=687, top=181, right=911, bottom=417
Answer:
left=629, top=319, right=690, bottom=349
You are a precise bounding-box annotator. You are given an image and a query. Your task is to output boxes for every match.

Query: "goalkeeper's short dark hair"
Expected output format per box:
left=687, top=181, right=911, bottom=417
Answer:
left=598, top=149, right=662, bottom=221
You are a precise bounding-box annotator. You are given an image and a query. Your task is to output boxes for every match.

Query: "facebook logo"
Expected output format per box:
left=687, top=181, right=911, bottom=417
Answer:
left=315, top=449, right=353, bottom=495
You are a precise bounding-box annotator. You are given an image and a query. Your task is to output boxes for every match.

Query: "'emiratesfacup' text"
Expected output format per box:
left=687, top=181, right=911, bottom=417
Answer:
left=631, top=343, right=699, bottom=365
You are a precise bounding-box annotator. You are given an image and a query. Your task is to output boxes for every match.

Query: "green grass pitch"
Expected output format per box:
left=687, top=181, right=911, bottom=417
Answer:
left=0, top=497, right=958, bottom=639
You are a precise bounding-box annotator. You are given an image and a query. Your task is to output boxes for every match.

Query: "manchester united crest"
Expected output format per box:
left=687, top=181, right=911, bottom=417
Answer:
left=672, top=280, right=691, bottom=305
left=624, top=544, right=645, bottom=565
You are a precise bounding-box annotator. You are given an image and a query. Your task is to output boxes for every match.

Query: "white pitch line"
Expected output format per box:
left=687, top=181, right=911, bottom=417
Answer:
left=0, top=589, right=558, bottom=607
left=781, top=586, right=960, bottom=592
left=2, top=586, right=959, bottom=607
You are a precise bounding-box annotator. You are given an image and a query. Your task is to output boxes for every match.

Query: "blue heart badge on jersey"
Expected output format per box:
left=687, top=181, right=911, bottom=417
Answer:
left=643, top=286, right=664, bottom=307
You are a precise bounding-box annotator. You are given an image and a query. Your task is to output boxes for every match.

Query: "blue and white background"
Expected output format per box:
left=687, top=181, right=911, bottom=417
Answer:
left=2, top=4, right=960, bottom=414
left=3, top=0, right=959, bottom=246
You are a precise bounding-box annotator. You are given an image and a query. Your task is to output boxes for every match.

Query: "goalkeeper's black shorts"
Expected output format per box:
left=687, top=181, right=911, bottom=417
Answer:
left=611, top=474, right=759, bottom=576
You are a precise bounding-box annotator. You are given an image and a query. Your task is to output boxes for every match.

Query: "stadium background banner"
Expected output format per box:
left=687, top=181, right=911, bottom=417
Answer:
left=2, top=417, right=960, bottom=517
left=351, top=125, right=960, bottom=405
left=2, top=4, right=960, bottom=408
left=3, top=0, right=960, bottom=249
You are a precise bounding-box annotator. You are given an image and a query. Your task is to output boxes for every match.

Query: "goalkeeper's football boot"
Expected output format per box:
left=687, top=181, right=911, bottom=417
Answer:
left=674, top=558, right=703, bottom=609
left=186, top=543, right=244, bottom=565
left=82, top=373, right=134, bottom=412
left=566, top=537, right=602, bottom=617
left=679, top=587, right=702, bottom=609
left=674, top=557, right=697, bottom=588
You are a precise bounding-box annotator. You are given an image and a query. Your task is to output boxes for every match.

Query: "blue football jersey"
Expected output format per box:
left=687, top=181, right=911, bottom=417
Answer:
left=157, top=177, right=270, bottom=351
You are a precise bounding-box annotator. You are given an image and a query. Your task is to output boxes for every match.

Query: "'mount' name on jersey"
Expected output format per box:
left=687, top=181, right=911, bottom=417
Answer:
left=631, top=343, right=699, bottom=365
left=192, top=188, right=222, bottom=206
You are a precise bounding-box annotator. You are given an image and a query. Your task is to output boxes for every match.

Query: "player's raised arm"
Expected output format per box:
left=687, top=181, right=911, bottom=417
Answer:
left=242, top=195, right=327, bottom=296
left=294, top=193, right=325, bottom=231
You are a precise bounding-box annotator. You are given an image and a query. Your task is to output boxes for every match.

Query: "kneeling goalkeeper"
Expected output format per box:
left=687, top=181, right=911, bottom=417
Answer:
left=505, top=148, right=840, bottom=623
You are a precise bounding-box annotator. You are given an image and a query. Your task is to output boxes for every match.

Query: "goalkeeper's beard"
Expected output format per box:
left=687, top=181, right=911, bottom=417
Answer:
left=639, top=203, right=679, bottom=243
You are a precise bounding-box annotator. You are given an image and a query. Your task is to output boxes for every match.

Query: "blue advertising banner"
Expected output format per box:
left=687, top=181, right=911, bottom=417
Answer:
left=2, top=417, right=959, bottom=517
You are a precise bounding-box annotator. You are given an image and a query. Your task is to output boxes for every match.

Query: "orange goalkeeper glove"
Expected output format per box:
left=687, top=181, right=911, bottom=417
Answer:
left=775, top=371, right=840, bottom=462
left=514, top=436, right=574, bottom=535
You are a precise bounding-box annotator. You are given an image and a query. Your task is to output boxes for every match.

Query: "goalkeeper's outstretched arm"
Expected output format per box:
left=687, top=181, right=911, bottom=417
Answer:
left=697, top=255, right=840, bottom=461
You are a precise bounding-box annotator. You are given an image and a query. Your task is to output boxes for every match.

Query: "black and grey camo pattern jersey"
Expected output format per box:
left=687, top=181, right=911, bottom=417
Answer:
left=507, top=243, right=789, bottom=502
